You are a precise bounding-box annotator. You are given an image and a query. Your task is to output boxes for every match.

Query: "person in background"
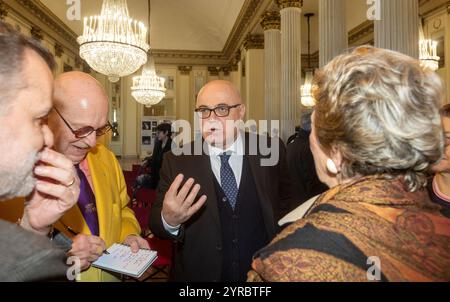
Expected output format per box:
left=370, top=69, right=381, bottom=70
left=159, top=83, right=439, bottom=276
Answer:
left=286, top=110, right=328, bottom=211
left=133, top=123, right=173, bottom=196
left=428, top=104, right=450, bottom=218
left=248, top=46, right=450, bottom=281
left=131, top=123, right=173, bottom=207
left=47, top=71, right=149, bottom=281
left=0, top=21, right=80, bottom=282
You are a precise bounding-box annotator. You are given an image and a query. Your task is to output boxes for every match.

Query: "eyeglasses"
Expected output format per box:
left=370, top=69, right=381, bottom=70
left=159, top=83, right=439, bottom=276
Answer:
left=54, top=108, right=112, bottom=139
left=194, top=104, right=242, bottom=119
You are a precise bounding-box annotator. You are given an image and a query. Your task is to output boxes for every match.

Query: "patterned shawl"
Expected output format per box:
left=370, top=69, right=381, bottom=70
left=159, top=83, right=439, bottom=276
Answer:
left=248, top=175, right=450, bottom=281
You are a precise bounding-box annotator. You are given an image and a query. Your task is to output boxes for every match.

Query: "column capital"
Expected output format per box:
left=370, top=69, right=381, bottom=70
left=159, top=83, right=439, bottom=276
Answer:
left=260, top=11, right=281, bottom=31
left=228, top=52, right=241, bottom=71
left=243, top=34, right=264, bottom=50
left=229, top=64, right=238, bottom=72
left=276, top=0, right=303, bottom=10
left=208, top=66, right=221, bottom=76
left=54, top=43, right=64, bottom=58
left=30, top=26, right=44, bottom=41
left=0, top=0, right=8, bottom=21
left=221, top=66, right=231, bottom=76
left=178, top=66, right=192, bottom=75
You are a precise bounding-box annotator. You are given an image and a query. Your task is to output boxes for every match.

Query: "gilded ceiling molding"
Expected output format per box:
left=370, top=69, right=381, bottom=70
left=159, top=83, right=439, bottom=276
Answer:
left=276, top=0, right=303, bottom=10
left=260, top=11, right=281, bottom=31
left=222, top=0, right=266, bottom=59
left=419, top=0, right=449, bottom=17
left=5, top=0, right=78, bottom=56
left=348, top=20, right=374, bottom=46
left=0, top=0, right=8, bottom=20
left=152, top=49, right=227, bottom=66
left=243, top=34, right=264, bottom=50
left=178, top=66, right=193, bottom=75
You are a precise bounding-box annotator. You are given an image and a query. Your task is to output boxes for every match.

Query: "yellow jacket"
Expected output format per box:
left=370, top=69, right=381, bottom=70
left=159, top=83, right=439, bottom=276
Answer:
left=0, top=144, right=141, bottom=282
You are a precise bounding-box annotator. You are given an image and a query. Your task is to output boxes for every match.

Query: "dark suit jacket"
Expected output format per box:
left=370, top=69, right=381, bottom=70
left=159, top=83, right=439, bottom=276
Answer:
left=149, top=138, right=173, bottom=188
left=286, top=130, right=328, bottom=211
left=149, top=132, right=294, bottom=281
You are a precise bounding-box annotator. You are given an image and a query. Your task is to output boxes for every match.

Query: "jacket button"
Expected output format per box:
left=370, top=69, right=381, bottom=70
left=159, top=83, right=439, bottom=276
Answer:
left=222, top=197, right=227, bottom=202
left=216, top=245, right=222, bottom=251
left=232, top=238, right=238, bottom=244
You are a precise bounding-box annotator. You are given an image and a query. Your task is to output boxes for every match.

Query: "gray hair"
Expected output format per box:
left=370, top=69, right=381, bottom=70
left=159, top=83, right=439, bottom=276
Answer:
left=313, top=46, right=445, bottom=192
left=0, top=21, right=55, bottom=115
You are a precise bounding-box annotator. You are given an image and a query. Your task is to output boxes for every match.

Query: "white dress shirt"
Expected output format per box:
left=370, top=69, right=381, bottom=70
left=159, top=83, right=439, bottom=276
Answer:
left=162, top=132, right=245, bottom=235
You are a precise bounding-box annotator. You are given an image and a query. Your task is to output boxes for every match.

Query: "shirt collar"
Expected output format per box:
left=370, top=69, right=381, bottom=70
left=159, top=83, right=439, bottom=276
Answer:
left=208, top=131, right=244, bottom=157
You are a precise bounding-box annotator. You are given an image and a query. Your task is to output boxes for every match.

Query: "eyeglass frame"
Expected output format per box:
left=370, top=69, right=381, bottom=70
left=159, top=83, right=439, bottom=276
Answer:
left=53, top=107, right=112, bottom=139
left=194, top=104, right=242, bottom=119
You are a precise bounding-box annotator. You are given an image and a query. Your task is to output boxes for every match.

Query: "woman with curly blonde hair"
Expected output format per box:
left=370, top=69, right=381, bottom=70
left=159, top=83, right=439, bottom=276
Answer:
left=248, top=46, right=450, bottom=282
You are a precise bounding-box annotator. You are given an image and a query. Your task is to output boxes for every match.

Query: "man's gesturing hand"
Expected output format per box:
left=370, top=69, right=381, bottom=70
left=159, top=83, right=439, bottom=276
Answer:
left=161, top=174, right=207, bottom=227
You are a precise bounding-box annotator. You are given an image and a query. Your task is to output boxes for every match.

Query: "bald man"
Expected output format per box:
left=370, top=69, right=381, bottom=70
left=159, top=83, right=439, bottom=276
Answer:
left=47, top=71, right=149, bottom=282
left=149, top=80, right=294, bottom=281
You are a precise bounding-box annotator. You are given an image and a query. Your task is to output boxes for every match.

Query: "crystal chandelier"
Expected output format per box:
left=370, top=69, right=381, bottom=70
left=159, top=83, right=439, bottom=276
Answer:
left=301, top=13, right=316, bottom=108
left=131, top=0, right=166, bottom=107
left=419, top=39, right=440, bottom=71
left=301, top=70, right=317, bottom=107
left=131, top=56, right=166, bottom=107
left=77, top=0, right=150, bottom=83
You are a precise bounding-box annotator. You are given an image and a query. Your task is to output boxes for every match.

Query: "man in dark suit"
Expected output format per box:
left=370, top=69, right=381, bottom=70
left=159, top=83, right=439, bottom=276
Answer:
left=149, top=80, right=293, bottom=282
left=286, top=111, right=328, bottom=211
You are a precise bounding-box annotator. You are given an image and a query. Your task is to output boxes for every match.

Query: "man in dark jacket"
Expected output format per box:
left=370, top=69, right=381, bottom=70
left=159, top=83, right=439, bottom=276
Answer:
left=286, top=111, right=327, bottom=212
left=149, top=80, right=294, bottom=281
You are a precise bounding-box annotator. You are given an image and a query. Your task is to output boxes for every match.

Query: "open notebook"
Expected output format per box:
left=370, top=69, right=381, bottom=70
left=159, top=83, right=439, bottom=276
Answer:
left=92, top=243, right=158, bottom=278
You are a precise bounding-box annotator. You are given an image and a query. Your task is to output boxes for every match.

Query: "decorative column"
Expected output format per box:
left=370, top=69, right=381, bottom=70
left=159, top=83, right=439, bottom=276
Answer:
left=177, top=66, right=192, bottom=124
left=319, top=0, right=348, bottom=67
left=375, top=0, right=419, bottom=58
left=261, top=11, right=281, bottom=127
left=243, top=34, right=265, bottom=124
left=277, top=0, right=302, bottom=142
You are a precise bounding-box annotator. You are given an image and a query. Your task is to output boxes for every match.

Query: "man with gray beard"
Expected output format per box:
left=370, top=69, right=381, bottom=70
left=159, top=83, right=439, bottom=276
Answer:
left=0, top=21, right=80, bottom=281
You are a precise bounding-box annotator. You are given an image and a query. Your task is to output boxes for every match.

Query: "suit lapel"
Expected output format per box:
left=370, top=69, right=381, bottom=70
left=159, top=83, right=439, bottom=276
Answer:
left=194, top=152, right=222, bottom=233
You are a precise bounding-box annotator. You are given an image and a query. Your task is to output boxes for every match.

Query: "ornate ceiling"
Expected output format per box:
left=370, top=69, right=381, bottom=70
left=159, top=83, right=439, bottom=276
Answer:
left=40, top=0, right=246, bottom=52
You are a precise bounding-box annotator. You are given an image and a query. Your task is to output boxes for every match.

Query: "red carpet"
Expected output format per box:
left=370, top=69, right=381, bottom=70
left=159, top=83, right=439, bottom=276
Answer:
left=123, top=166, right=173, bottom=277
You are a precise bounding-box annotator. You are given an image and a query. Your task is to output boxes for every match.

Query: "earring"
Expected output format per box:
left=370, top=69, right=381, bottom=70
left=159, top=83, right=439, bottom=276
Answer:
left=326, top=158, right=338, bottom=175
